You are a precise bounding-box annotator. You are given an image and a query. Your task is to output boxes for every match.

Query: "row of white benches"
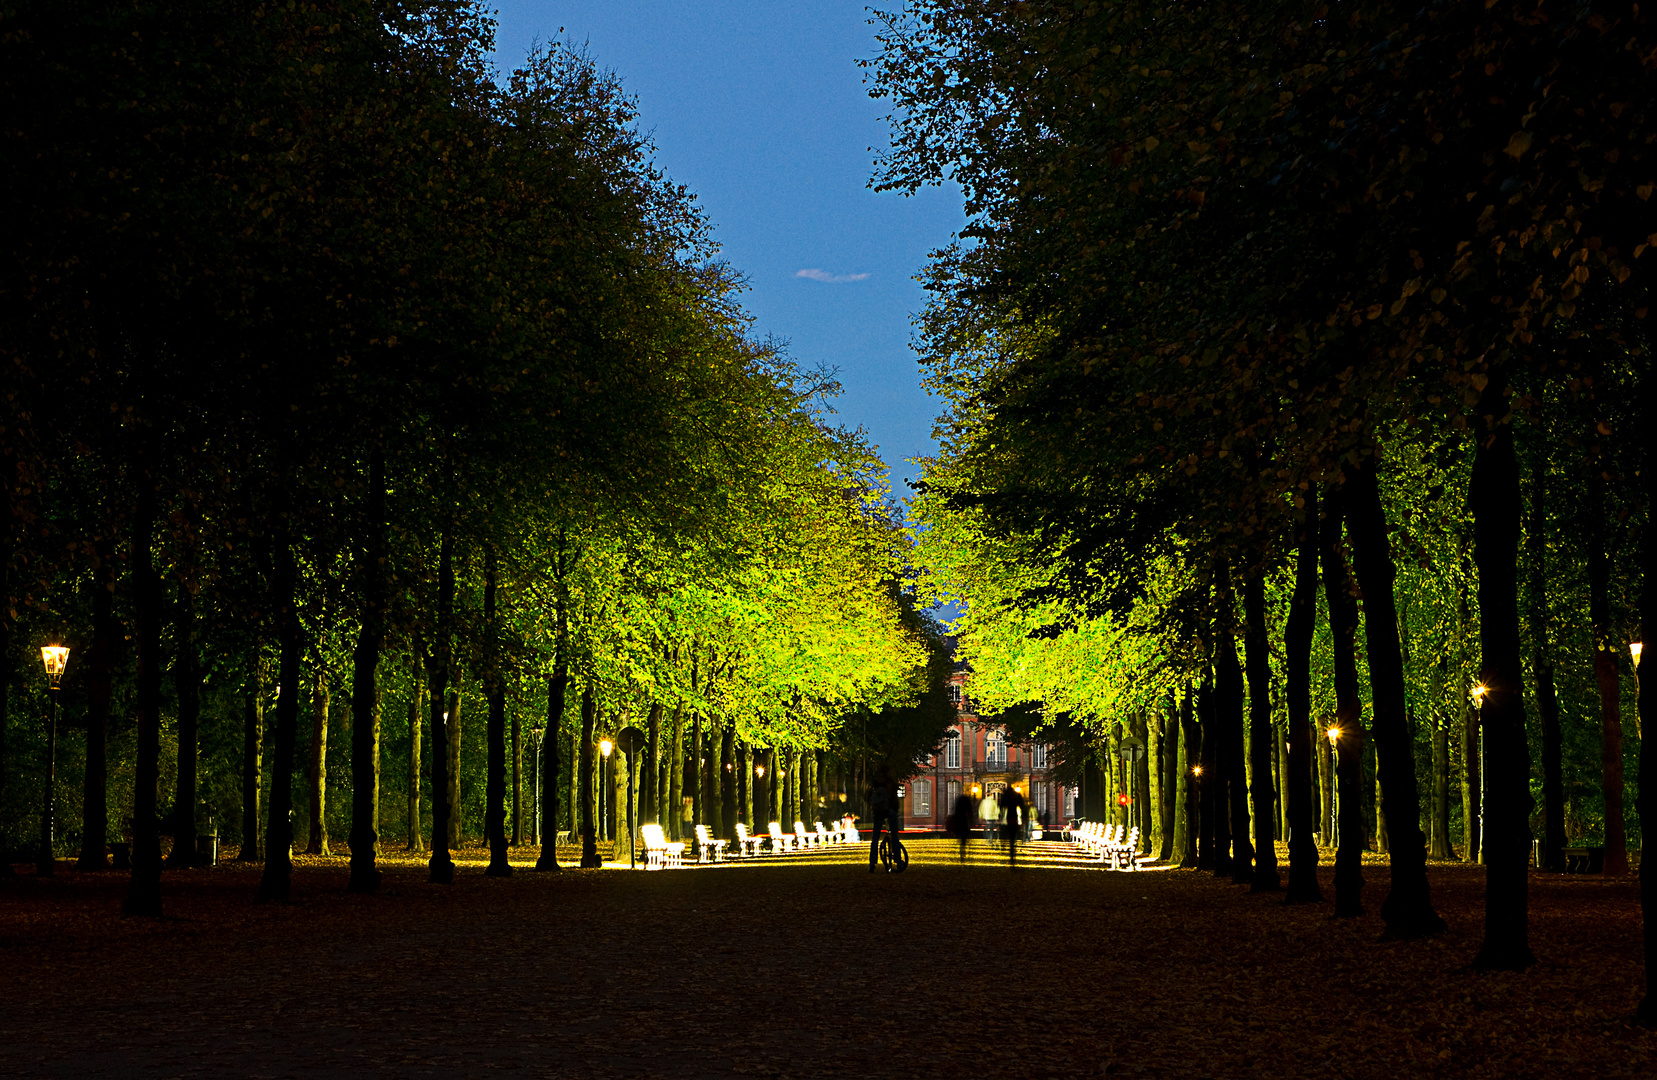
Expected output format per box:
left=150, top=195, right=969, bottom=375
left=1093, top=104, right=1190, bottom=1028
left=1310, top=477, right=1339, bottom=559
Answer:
left=1073, top=821, right=1144, bottom=871
left=640, top=819, right=863, bottom=869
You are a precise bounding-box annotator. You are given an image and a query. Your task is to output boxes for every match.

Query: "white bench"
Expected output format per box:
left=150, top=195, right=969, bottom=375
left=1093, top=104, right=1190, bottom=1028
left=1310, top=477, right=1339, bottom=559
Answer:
left=734, top=821, right=765, bottom=858
left=842, top=817, right=860, bottom=843
left=640, top=824, right=685, bottom=870
left=768, top=821, right=795, bottom=853
left=1108, top=826, right=1142, bottom=871
left=815, top=822, right=834, bottom=846
left=694, top=824, right=728, bottom=863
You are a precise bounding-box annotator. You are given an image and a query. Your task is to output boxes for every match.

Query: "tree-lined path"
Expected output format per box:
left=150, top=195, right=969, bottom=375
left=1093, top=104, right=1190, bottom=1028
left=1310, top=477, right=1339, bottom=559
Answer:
left=0, top=855, right=1651, bottom=1079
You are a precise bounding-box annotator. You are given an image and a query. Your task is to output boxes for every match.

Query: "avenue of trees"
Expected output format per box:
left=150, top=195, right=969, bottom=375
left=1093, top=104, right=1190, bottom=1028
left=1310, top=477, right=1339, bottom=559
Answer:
left=0, top=2, right=950, bottom=912
left=873, top=0, right=1655, bottom=1018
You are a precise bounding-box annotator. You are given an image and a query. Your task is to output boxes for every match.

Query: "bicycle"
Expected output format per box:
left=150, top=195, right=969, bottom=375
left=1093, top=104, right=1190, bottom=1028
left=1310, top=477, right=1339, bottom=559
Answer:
left=877, top=832, right=909, bottom=873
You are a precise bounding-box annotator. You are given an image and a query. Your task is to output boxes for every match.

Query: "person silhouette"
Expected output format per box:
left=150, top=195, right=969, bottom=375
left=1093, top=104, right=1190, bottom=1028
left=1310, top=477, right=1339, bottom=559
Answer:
left=999, top=785, right=1027, bottom=867
left=950, top=789, right=976, bottom=862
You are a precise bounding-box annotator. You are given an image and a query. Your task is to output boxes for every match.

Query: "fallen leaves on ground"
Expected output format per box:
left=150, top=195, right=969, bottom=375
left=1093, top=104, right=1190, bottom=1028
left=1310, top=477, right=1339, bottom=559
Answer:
left=0, top=840, right=1652, bottom=1078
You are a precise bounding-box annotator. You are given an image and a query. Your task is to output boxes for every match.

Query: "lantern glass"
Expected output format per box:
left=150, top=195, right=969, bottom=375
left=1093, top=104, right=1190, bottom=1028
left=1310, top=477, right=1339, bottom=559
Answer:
left=40, top=645, right=70, bottom=687
left=599, top=738, right=613, bottom=758
left=1632, top=641, right=1644, bottom=665
left=1326, top=725, right=1340, bottom=746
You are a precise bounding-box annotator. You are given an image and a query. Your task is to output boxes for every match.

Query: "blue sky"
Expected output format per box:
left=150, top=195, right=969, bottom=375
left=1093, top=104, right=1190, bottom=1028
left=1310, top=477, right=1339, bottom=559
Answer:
left=488, top=2, right=964, bottom=499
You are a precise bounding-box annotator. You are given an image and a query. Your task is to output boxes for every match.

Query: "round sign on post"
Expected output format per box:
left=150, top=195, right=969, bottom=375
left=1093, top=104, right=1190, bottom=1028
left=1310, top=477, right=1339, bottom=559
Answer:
left=615, top=726, right=648, bottom=869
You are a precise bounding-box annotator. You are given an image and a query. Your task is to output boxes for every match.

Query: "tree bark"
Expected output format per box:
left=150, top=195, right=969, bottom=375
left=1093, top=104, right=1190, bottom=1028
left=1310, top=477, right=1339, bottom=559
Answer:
left=1525, top=455, right=1565, bottom=871
left=0, top=458, right=11, bottom=880
left=240, top=654, right=264, bottom=861
left=512, top=700, right=522, bottom=847
left=348, top=452, right=387, bottom=892
left=1243, top=571, right=1279, bottom=891
left=1199, top=667, right=1227, bottom=875
left=305, top=664, right=329, bottom=856
left=77, top=554, right=114, bottom=869
left=1587, top=439, right=1628, bottom=877
left=536, top=550, right=568, bottom=870
left=167, top=580, right=201, bottom=866
left=124, top=480, right=164, bottom=916
left=256, top=514, right=303, bottom=903
left=578, top=681, right=600, bottom=867
left=720, top=721, right=735, bottom=840
left=1214, top=566, right=1252, bottom=884
left=643, top=703, right=662, bottom=824
left=484, top=549, right=511, bottom=877
left=1175, top=686, right=1197, bottom=868
left=1284, top=491, right=1323, bottom=903
left=1633, top=350, right=1656, bottom=1026
left=1468, top=373, right=1534, bottom=969
left=426, top=525, right=456, bottom=884
left=1345, top=457, right=1444, bottom=938
left=1430, top=717, right=1456, bottom=860
left=1147, top=711, right=1165, bottom=858
left=669, top=704, right=684, bottom=841
left=1323, top=482, right=1367, bottom=918
left=407, top=658, right=422, bottom=852
left=446, top=687, right=462, bottom=850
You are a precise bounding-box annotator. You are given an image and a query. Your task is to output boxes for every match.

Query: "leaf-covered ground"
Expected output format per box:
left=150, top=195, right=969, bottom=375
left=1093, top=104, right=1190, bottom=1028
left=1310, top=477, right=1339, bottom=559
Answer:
left=0, top=840, right=1652, bottom=1078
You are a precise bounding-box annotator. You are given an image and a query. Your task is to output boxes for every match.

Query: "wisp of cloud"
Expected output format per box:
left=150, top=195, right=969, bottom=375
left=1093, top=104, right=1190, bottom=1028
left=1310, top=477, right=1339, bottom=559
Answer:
left=796, top=268, right=870, bottom=283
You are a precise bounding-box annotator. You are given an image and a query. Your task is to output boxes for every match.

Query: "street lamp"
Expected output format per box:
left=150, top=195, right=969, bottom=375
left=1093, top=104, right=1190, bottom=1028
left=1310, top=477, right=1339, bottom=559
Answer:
left=1632, top=642, right=1644, bottom=738
left=1470, top=683, right=1488, bottom=704
left=39, top=645, right=69, bottom=877
left=1325, top=725, right=1341, bottom=844
left=599, top=738, right=613, bottom=845
left=528, top=725, right=545, bottom=845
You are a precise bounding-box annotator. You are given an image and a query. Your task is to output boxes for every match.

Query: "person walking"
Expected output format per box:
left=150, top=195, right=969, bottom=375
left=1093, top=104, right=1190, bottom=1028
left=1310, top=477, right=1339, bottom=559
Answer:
left=1000, top=785, right=1027, bottom=868
left=979, top=790, right=999, bottom=845
left=867, top=767, right=902, bottom=872
left=950, top=789, right=976, bottom=862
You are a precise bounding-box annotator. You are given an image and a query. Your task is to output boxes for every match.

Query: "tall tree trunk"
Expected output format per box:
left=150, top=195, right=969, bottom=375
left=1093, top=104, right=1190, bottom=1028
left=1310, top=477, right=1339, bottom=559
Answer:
left=239, top=653, right=264, bottom=861
left=427, top=525, right=456, bottom=885
left=167, top=581, right=201, bottom=866
left=346, top=467, right=385, bottom=889
left=537, top=553, right=568, bottom=871
left=78, top=555, right=114, bottom=869
left=1587, top=445, right=1628, bottom=876
left=1345, top=457, right=1444, bottom=938
left=256, top=513, right=303, bottom=903
left=1633, top=351, right=1656, bottom=1026
left=578, top=682, right=600, bottom=868
left=689, top=712, right=703, bottom=850
left=1214, top=567, right=1252, bottom=884
left=720, top=721, right=735, bottom=841
left=1323, top=483, right=1367, bottom=918
left=1460, top=683, right=1480, bottom=864
left=446, top=688, right=462, bottom=850
left=1200, top=668, right=1227, bottom=875
left=644, top=703, right=662, bottom=825
left=0, top=457, right=11, bottom=879
left=1430, top=717, right=1456, bottom=860
left=407, top=658, right=422, bottom=852
left=737, top=741, right=750, bottom=830
left=484, top=550, right=511, bottom=877
left=125, top=481, right=164, bottom=916
left=1468, top=374, right=1534, bottom=969
left=536, top=668, right=565, bottom=870
left=1147, top=711, right=1164, bottom=858
left=512, top=700, right=522, bottom=847
left=1525, top=456, right=1565, bottom=871
left=305, top=664, right=329, bottom=856
left=1243, top=571, right=1279, bottom=891
left=669, top=704, right=684, bottom=841
left=1175, top=686, right=1197, bottom=868
left=1284, top=490, right=1323, bottom=902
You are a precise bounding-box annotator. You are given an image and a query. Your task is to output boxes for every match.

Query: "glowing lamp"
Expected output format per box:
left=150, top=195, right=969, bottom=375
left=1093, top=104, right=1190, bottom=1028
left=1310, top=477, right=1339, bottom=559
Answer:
left=1632, top=641, right=1644, bottom=666
left=755, top=765, right=766, bottom=778
left=40, top=645, right=70, bottom=688
left=1326, top=725, right=1340, bottom=746
left=1192, top=765, right=1203, bottom=777
left=599, top=738, right=613, bottom=758
left=1470, top=683, right=1488, bottom=704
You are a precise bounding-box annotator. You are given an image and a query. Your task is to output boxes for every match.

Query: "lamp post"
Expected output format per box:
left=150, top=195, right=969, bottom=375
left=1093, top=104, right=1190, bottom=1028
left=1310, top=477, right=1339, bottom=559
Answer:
left=39, top=645, right=70, bottom=876
left=1632, top=643, right=1644, bottom=739
left=528, top=725, right=544, bottom=845
left=1325, top=725, right=1341, bottom=842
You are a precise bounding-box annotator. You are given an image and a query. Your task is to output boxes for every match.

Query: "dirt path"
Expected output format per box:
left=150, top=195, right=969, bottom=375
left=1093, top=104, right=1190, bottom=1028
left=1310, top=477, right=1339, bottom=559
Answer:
left=1, top=843, right=1652, bottom=1078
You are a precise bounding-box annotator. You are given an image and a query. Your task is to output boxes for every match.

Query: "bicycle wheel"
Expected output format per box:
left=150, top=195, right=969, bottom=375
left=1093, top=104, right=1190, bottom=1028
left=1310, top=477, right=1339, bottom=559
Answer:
left=888, top=838, right=909, bottom=873
left=878, top=836, right=893, bottom=870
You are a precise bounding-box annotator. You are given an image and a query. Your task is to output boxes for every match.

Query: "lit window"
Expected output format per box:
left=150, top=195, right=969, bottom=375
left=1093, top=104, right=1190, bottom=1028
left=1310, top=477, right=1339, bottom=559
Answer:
left=1033, top=744, right=1047, bottom=770
left=947, top=779, right=960, bottom=808
left=987, top=731, right=1005, bottom=768
left=911, top=779, right=931, bottom=816
left=949, top=683, right=963, bottom=705
left=945, top=730, right=961, bottom=769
